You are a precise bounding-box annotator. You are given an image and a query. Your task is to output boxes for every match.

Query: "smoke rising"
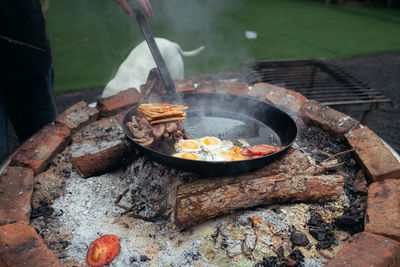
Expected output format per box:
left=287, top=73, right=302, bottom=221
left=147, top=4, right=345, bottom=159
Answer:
left=150, top=0, right=254, bottom=77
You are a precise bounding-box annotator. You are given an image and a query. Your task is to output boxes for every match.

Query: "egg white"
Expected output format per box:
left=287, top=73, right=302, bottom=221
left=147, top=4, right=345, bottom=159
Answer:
left=198, top=136, right=223, bottom=150
left=174, top=139, right=202, bottom=153
left=173, top=137, right=249, bottom=162
left=172, top=152, right=206, bottom=161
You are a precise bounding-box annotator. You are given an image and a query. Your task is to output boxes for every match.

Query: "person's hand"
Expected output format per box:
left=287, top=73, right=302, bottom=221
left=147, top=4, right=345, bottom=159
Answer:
left=114, top=0, right=153, bottom=18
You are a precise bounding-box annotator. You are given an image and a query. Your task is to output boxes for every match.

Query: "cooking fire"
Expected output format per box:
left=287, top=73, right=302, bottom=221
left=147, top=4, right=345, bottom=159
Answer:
left=30, top=121, right=362, bottom=266
left=2, top=74, right=399, bottom=267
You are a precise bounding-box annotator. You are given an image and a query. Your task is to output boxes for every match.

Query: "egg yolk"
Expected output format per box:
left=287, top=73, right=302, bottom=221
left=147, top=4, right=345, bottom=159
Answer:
left=203, top=137, right=220, bottom=146
left=180, top=153, right=198, bottom=160
left=181, top=140, right=200, bottom=150
left=222, top=149, right=249, bottom=161
left=230, top=146, right=242, bottom=154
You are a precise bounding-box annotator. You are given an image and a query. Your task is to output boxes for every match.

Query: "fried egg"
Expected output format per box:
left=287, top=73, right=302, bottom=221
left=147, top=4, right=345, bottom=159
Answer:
left=208, top=146, right=249, bottom=161
left=173, top=137, right=249, bottom=162
left=172, top=152, right=205, bottom=161
left=174, top=139, right=202, bottom=153
left=198, top=136, right=223, bottom=150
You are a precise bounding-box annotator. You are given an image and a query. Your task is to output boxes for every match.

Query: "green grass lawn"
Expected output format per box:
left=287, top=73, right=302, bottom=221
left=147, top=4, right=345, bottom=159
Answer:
left=45, top=0, right=400, bottom=94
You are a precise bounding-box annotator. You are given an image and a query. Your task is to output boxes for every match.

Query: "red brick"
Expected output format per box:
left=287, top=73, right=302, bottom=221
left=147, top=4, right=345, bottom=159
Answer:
left=70, top=114, right=138, bottom=178
left=325, top=232, right=400, bottom=267
left=55, top=100, right=99, bottom=132
left=97, top=88, right=141, bottom=117
left=0, top=166, right=34, bottom=225
left=302, top=100, right=359, bottom=138
left=196, top=80, right=226, bottom=93
left=10, top=123, right=71, bottom=175
left=0, top=222, right=62, bottom=267
left=273, top=89, right=307, bottom=114
left=247, top=82, right=283, bottom=99
left=174, top=79, right=195, bottom=93
left=71, top=112, right=125, bottom=143
left=249, top=82, right=307, bottom=114
left=365, top=179, right=400, bottom=241
left=217, top=81, right=249, bottom=95
left=345, top=125, right=400, bottom=181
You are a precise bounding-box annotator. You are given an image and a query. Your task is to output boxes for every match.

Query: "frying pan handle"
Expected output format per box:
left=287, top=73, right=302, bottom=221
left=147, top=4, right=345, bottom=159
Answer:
left=134, top=9, right=177, bottom=95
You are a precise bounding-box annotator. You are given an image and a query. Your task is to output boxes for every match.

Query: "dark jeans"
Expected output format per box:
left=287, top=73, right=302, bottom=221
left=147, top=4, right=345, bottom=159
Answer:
left=0, top=66, right=57, bottom=164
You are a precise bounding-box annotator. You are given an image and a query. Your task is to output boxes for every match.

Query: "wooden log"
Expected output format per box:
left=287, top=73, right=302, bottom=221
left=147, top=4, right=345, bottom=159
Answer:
left=174, top=148, right=344, bottom=229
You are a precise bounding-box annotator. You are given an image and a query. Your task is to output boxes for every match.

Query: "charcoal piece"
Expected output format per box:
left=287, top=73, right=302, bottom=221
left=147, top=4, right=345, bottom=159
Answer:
left=307, top=214, right=330, bottom=228
left=290, top=232, right=309, bottom=246
left=276, top=246, right=285, bottom=258
left=317, top=238, right=336, bottom=249
left=334, top=195, right=366, bottom=235
left=30, top=200, right=54, bottom=220
left=254, top=256, right=285, bottom=267
left=289, top=249, right=305, bottom=263
left=307, top=214, right=336, bottom=250
left=140, top=255, right=149, bottom=262
left=334, top=212, right=364, bottom=235
left=309, top=228, right=327, bottom=242
left=184, top=250, right=201, bottom=261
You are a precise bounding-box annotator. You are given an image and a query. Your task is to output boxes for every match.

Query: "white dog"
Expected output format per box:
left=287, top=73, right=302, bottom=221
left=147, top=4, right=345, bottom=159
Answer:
left=102, top=38, right=205, bottom=98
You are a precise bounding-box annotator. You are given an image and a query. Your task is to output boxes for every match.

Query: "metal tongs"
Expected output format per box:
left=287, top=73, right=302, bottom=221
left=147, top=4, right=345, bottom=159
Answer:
left=134, top=9, right=177, bottom=95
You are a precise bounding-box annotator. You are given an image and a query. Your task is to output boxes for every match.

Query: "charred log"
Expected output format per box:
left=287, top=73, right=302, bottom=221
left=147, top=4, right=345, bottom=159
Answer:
left=173, top=148, right=344, bottom=229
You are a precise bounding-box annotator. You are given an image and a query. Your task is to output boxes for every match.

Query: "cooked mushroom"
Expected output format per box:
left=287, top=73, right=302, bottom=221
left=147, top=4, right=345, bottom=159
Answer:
left=151, top=124, right=166, bottom=140
left=162, top=131, right=170, bottom=139
left=138, top=116, right=152, bottom=130
left=165, top=122, right=178, bottom=133
left=133, top=136, right=154, bottom=147
left=177, top=120, right=184, bottom=131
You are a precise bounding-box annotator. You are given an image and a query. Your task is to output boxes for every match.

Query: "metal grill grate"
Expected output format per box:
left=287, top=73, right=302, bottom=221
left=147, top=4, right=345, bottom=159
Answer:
left=240, top=59, right=391, bottom=113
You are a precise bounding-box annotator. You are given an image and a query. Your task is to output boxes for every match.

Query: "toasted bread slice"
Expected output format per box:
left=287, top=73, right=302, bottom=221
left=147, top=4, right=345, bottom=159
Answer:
left=138, top=103, right=187, bottom=123
left=139, top=103, right=188, bottom=112
left=149, top=116, right=186, bottom=124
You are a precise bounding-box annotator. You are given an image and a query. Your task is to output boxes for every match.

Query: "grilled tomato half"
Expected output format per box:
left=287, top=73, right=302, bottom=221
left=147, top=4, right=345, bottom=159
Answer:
left=86, top=234, right=120, bottom=267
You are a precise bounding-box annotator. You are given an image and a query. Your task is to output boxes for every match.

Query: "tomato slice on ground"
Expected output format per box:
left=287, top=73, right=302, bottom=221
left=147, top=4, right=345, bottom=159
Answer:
left=86, top=234, right=121, bottom=267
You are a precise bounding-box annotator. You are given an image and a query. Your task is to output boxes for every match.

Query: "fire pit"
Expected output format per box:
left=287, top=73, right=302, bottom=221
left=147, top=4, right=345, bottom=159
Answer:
left=1, top=78, right=400, bottom=266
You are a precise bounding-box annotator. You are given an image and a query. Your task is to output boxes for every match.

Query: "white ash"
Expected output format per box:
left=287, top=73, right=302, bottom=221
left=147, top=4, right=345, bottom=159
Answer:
left=43, top=165, right=350, bottom=266
left=226, top=237, right=242, bottom=257
left=69, top=140, right=123, bottom=157
left=259, top=210, right=291, bottom=233
left=50, top=170, right=136, bottom=266
left=156, top=240, right=210, bottom=267
left=37, top=150, right=352, bottom=266
left=304, top=257, right=324, bottom=267
left=65, top=109, right=90, bottom=123
left=47, top=158, right=209, bottom=266
left=261, top=235, right=273, bottom=246
left=243, top=229, right=257, bottom=254
left=69, top=120, right=126, bottom=158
